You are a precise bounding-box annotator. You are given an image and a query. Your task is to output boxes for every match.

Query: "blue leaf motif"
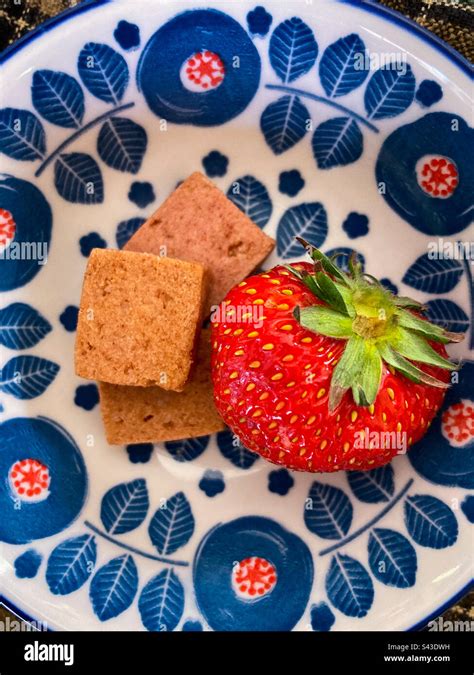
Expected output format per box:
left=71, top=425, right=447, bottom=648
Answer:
left=326, top=553, right=374, bottom=618
left=364, top=64, right=416, bottom=120
left=138, top=569, right=184, bottom=631
left=0, top=108, right=45, bottom=160
left=46, top=535, right=96, bottom=595
left=269, top=17, right=318, bottom=83
left=319, top=34, right=369, bottom=98
left=404, top=494, right=458, bottom=549
left=116, top=217, right=145, bottom=249
left=226, top=175, right=273, bottom=229
left=216, top=430, right=259, bottom=470
left=101, top=479, right=149, bottom=535
left=312, top=116, right=363, bottom=169
left=347, top=465, right=395, bottom=503
left=0, top=303, right=52, bottom=350
left=54, top=153, right=104, bottom=204
left=89, top=554, right=138, bottom=621
left=97, top=117, right=147, bottom=174
left=0, top=355, right=59, bottom=399
left=148, top=491, right=194, bottom=555
left=277, top=202, right=328, bottom=258
left=425, top=299, right=469, bottom=334
left=165, top=436, right=209, bottom=462
left=77, top=42, right=129, bottom=104
left=304, top=481, right=353, bottom=540
left=260, top=95, right=309, bottom=155
left=368, top=528, right=417, bottom=588
left=402, top=254, right=464, bottom=294
left=32, top=70, right=85, bottom=128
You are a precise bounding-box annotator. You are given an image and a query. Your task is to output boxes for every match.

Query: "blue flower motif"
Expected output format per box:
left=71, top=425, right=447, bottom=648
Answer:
left=74, top=384, right=99, bottom=411
left=79, top=232, right=106, bottom=257
left=268, top=468, right=294, bottom=496
left=114, top=20, right=140, bottom=51
left=0, top=175, right=52, bottom=292
left=14, top=549, right=42, bottom=578
left=193, top=516, right=313, bottom=630
left=416, top=80, right=443, bottom=108
left=461, top=496, right=474, bottom=523
left=409, top=360, right=474, bottom=488
left=128, top=181, right=155, bottom=209
left=126, top=443, right=153, bottom=464
left=310, top=602, right=335, bottom=631
left=342, top=212, right=369, bottom=239
left=199, top=470, right=225, bottom=497
left=182, top=619, right=203, bottom=631
left=279, top=169, right=305, bottom=197
left=137, top=9, right=261, bottom=126
left=59, top=305, right=78, bottom=332
left=202, top=150, right=229, bottom=178
left=247, top=6, right=273, bottom=36
left=0, top=417, right=87, bottom=544
left=380, top=278, right=399, bottom=295
left=376, top=112, right=473, bottom=235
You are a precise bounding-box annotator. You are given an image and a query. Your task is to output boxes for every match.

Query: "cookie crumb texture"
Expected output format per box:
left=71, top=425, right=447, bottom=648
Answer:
left=99, top=329, right=224, bottom=444
left=75, top=248, right=206, bottom=390
left=125, top=172, right=275, bottom=311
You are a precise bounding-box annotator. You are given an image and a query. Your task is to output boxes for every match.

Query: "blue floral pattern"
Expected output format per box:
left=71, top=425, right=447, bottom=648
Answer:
left=74, top=384, right=99, bottom=411
left=59, top=305, right=78, bottom=332
left=79, top=232, right=107, bottom=257
left=376, top=113, right=473, bottom=236
left=193, top=517, right=313, bottom=631
left=278, top=169, right=305, bottom=197
left=128, top=181, right=155, bottom=208
left=114, top=20, right=140, bottom=51
left=202, top=150, right=228, bottom=177
left=247, top=6, right=272, bottom=37
left=137, top=10, right=261, bottom=126
left=14, top=550, right=42, bottom=579
left=415, top=80, right=443, bottom=107
left=199, top=470, right=226, bottom=497
left=0, top=418, right=87, bottom=544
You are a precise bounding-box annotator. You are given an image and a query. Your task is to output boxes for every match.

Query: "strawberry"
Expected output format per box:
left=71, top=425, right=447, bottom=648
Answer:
left=211, top=240, right=463, bottom=472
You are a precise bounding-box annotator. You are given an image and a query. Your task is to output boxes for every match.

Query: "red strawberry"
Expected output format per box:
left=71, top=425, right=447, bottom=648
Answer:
left=211, top=241, right=463, bottom=472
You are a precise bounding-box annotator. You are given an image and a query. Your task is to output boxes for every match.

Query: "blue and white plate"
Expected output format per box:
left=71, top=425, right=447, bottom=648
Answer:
left=0, top=0, right=472, bottom=632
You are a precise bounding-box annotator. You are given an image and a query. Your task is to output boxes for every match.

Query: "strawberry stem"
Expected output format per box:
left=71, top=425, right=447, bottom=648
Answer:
left=290, top=242, right=465, bottom=409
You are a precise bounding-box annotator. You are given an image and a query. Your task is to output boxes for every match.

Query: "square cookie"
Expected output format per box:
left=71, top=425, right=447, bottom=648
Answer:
left=124, top=172, right=275, bottom=312
left=75, top=248, right=207, bottom=390
left=99, top=329, right=225, bottom=444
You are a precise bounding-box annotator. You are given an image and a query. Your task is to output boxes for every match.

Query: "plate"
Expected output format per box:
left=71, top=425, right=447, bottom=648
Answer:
left=0, top=0, right=472, bottom=632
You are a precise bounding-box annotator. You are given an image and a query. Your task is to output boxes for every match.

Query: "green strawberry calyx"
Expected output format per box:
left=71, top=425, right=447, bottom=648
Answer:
left=288, top=238, right=464, bottom=412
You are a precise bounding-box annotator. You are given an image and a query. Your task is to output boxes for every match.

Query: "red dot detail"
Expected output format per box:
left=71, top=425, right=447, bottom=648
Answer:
left=418, top=157, right=458, bottom=198
left=232, top=556, right=278, bottom=599
left=183, top=50, right=225, bottom=91
left=9, top=458, right=50, bottom=501
left=442, top=401, right=474, bottom=445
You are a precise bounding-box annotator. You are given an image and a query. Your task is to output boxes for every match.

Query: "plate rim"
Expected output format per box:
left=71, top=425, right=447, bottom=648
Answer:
left=0, top=0, right=472, bottom=632
left=0, top=0, right=472, bottom=76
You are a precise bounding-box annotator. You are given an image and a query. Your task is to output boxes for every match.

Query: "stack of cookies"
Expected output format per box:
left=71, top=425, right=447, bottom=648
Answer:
left=75, top=172, right=275, bottom=445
